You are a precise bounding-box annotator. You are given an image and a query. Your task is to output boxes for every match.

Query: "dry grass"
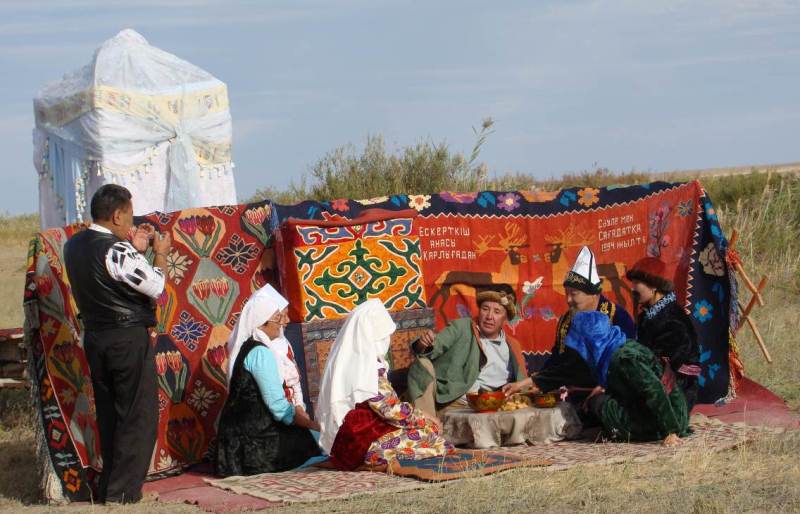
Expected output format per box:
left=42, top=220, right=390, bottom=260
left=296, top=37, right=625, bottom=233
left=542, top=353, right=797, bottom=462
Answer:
left=733, top=285, right=800, bottom=410
left=0, top=391, right=202, bottom=512
left=0, top=171, right=797, bottom=512
left=0, top=388, right=40, bottom=509
left=0, top=214, right=37, bottom=328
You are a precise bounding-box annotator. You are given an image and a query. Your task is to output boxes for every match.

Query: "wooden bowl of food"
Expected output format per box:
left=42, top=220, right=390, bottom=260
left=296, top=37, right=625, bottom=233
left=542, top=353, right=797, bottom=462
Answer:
left=499, top=393, right=531, bottom=411
left=532, top=392, right=559, bottom=408
left=466, top=391, right=507, bottom=412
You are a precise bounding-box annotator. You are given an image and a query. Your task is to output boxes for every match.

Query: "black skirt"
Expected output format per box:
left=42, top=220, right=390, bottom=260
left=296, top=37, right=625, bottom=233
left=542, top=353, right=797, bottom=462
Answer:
left=215, top=339, right=320, bottom=476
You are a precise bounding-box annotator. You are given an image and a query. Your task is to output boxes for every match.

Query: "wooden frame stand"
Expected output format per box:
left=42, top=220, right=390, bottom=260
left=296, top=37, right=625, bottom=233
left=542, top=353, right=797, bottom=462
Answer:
left=728, top=230, right=772, bottom=363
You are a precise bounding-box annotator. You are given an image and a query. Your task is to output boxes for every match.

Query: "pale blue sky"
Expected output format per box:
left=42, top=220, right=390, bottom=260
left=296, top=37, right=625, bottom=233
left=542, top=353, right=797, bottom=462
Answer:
left=1, top=0, right=798, bottom=215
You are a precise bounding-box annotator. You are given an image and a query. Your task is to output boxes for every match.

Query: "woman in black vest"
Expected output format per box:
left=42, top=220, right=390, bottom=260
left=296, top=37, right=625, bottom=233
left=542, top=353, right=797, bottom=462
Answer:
left=626, top=257, right=701, bottom=410
left=215, top=285, right=321, bottom=476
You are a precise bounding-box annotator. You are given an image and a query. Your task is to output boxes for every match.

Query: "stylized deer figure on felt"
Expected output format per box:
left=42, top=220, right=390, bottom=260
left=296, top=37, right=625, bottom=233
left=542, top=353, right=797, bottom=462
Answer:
left=428, top=222, right=529, bottom=320
left=544, top=224, right=595, bottom=296
left=542, top=224, right=630, bottom=308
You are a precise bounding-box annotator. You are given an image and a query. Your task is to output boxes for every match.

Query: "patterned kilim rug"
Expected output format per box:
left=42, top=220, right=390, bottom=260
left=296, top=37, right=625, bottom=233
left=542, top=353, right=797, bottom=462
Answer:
left=206, top=467, right=431, bottom=504
left=386, top=449, right=552, bottom=482
left=205, top=419, right=755, bottom=505
left=205, top=449, right=550, bottom=503
left=496, top=418, right=758, bottom=470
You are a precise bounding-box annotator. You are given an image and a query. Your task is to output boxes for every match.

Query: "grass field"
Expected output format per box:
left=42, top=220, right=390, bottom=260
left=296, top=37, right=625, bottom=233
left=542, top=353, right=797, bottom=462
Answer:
left=0, top=169, right=798, bottom=513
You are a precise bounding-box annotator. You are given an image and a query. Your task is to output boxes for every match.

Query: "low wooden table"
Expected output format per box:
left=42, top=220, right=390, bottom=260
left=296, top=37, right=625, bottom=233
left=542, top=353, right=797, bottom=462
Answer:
left=440, top=402, right=582, bottom=449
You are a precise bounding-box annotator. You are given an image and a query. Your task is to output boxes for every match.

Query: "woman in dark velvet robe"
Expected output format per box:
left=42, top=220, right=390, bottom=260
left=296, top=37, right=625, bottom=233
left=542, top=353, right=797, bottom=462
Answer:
left=627, top=257, right=701, bottom=409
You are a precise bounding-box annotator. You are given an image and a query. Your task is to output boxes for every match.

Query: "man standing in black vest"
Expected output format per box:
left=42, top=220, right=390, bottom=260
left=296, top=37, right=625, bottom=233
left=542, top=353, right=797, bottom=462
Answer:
left=64, top=184, right=171, bottom=504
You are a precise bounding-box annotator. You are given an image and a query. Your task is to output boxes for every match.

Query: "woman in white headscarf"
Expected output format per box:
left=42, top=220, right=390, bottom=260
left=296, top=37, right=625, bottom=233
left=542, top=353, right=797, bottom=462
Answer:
left=316, top=299, right=453, bottom=470
left=215, top=284, right=322, bottom=477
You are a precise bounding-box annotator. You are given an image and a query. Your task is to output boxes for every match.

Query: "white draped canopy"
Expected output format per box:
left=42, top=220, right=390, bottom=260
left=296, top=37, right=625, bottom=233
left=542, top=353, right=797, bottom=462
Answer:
left=33, top=29, right=237, bottom=228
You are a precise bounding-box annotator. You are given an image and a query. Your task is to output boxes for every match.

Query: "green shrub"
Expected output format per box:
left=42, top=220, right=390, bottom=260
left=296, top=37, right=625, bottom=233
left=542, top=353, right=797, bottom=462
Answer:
left=250, top=120, right=496, bottom=204
left=248, top=126, right=673, bottom=205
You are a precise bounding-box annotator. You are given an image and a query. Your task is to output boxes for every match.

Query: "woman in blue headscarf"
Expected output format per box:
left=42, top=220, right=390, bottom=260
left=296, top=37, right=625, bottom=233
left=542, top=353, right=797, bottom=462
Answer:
left=563, top=310, right=690, bottom=445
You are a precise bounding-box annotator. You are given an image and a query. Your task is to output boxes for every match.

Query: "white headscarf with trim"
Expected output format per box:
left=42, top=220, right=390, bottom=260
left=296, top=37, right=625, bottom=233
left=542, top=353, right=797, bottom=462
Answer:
left=252, top=327, right=305, bottom=406
left=315, top=299, right=396, bottom=453
left=226, top=284, right=288, bottom=385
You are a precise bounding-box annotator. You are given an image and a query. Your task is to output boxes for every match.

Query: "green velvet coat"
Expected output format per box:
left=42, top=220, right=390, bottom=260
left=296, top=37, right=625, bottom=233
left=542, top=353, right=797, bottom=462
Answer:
left=600, top=341, right=691, bottom=441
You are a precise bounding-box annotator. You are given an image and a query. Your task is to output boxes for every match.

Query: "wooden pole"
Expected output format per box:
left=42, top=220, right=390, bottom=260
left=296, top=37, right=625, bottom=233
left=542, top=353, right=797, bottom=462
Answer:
left=735, top=263, right=766, bottom=306
left=727, top=229, right=771, bottom=362
left=728, top=229, right=739, bottom=251
left=735, top=275, right=768, bottom=334
left=737, top=300, right=772, bottom=363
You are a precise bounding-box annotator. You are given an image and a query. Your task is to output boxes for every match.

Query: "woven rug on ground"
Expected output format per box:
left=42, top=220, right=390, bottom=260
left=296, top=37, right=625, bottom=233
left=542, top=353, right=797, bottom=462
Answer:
left=205, top=449, right=551, bottom=503
left=494, top=418, right=756, bottom=470
left=385, top=448, right=552, bottom=482
left=205, top=468, right=430, bottom=504
left=205, top=423, right=750, bottom=505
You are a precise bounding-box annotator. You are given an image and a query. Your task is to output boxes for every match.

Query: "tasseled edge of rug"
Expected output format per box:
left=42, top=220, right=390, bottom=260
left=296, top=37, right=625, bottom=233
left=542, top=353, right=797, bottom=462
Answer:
left=24, top=302, right=68, bottom=505
left=721, top=233, right=743, bottom=406
left=718, top=329, right=745, bottom=406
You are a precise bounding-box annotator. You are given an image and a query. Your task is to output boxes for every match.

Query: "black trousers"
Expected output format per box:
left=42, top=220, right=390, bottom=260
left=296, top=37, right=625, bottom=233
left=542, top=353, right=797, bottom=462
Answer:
left=84, top=326, right=158, bottom=503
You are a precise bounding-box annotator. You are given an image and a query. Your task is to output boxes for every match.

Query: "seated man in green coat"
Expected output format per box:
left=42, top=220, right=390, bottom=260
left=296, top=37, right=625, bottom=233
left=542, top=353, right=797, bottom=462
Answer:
left=406, top=289, right=527, bottom=418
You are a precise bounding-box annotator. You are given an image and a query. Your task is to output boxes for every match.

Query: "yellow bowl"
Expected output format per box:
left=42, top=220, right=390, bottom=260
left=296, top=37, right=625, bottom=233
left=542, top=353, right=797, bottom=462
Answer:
left=466, top=391, right=507, bottom=412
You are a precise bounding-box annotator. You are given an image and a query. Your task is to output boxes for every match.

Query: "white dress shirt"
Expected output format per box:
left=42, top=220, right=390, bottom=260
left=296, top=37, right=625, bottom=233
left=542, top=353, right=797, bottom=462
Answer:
left=470, top=330, right=514, bottom=392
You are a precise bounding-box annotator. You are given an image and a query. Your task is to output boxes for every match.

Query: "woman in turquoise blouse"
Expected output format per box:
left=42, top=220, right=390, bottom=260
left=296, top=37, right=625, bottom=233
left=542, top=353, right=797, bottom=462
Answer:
left=215, top=284, right=322, bottom=476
